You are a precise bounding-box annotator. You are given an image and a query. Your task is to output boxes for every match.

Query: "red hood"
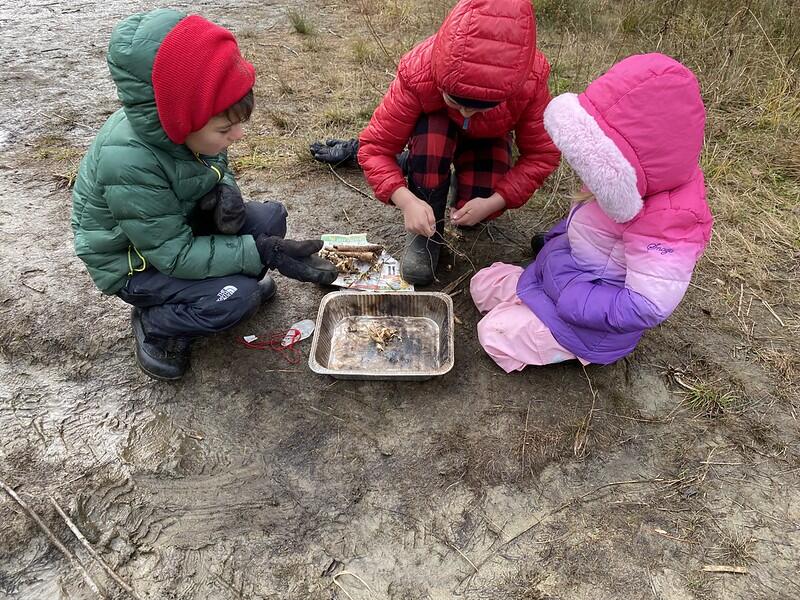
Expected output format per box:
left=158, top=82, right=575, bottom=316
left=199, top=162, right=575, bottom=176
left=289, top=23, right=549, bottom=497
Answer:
left=432, top=0, right=536, bottom=103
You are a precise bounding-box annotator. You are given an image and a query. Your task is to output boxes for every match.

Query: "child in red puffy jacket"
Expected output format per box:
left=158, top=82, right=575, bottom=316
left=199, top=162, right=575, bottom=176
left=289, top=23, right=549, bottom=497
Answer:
left=311, top=0, right=560, bottom=285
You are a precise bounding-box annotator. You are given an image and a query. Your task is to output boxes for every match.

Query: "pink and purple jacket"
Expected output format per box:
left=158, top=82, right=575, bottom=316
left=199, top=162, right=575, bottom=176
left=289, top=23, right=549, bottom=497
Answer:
left=516, top=53, right=713, bottom=364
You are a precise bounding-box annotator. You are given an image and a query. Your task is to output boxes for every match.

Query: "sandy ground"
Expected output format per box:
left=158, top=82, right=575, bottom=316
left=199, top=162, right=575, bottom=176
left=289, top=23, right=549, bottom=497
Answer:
left=1, top=2, right=798, bottom=599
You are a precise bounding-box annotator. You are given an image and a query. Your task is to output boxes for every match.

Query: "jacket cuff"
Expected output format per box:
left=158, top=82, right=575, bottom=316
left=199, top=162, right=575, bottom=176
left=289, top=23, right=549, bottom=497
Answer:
left=493, top=179, right=524, bottom=209
left=377, top=177, right=406, bottom=205
left=242, top=235, right=264, bottom=276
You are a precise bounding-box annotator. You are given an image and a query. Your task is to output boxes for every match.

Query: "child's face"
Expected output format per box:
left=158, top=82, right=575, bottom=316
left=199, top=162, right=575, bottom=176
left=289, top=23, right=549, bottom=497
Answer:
left=185, top=114, right=245, bottom=156
left=442, top=92, right=492, bottom=118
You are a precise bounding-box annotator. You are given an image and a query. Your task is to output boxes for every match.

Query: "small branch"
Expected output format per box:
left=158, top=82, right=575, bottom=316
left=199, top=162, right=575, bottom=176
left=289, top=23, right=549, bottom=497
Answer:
left=521, top=400, right=531, bottom=471
left=760, top=299, right=786, bottom=327
left=332, top=571, right=376, bottom=599
left=21, top=281, right=45, bottom=293
left=702, top=565, right=748, bottom=575
left=455, top=477, right=665, bottom=590
left=441, top=270, right=473, bottom=295
left=737, top=283, right=744, bottom=317
left=257, top=43, right=300, bottom=56
left=49, top=497, right=143, bottom=599
left=327, top=164, right=375, bottom=202
left=0, top=479, right=105, bottom=597
left=356, top=1, right=397, bottom=69
left=574, top=366, right=598, bottom=458
left=446, top=541, right=478, bottom=574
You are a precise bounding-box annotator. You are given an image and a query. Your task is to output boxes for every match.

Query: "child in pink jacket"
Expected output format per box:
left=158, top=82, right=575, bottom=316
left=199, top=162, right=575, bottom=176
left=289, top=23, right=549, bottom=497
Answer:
left=470, top=53, right=713, bottom=371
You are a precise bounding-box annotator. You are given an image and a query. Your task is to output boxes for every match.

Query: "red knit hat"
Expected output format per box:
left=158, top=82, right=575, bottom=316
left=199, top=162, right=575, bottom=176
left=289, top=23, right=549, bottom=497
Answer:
left=152, top=15, right=256, bottom=144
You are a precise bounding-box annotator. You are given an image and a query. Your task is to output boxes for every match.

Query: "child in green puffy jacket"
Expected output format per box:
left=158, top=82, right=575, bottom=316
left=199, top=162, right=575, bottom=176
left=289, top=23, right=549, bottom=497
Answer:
left=71, top=9, right=335, bottom=381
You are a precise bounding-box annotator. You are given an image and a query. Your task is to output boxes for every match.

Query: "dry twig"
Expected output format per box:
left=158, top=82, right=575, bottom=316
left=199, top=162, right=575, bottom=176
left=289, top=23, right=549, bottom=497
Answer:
left=49, top=497, right=143, bottom=599
left=574, top=366, right=598, bottom=458
left=0, top=479, right=105, bottom=597
left=702, top=565, right=748, bottom=575
left=327, top=164, right=375, bottom=201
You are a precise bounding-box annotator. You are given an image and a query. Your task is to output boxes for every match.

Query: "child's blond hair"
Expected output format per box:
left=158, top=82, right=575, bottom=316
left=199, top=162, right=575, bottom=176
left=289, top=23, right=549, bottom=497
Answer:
left=571, top=189, right=595, bottom=204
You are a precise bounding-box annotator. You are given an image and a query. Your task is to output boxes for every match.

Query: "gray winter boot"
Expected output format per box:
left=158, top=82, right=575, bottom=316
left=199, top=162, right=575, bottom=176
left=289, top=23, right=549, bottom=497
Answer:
left=400, top=179, right=449, bottom=286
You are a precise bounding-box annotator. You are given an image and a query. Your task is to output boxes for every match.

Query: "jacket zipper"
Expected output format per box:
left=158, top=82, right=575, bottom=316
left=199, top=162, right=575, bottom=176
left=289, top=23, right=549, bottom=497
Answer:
left=194, top=153, right=223, bottom=182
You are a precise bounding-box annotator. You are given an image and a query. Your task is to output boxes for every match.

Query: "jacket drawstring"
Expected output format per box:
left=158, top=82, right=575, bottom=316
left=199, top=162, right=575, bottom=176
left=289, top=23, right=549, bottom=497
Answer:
left=194, top=153, right=223, bottom=182
left=127, top=245, right=147, bottom=276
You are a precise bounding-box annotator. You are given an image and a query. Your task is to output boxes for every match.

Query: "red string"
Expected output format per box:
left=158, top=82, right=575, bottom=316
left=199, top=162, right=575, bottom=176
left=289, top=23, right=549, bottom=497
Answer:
left=236, top=328, right=303, bottom=364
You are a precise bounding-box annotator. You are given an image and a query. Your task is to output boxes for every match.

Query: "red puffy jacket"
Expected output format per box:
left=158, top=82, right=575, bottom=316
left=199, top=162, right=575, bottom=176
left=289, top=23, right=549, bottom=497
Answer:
left=357, top=0, right=560, bottom=209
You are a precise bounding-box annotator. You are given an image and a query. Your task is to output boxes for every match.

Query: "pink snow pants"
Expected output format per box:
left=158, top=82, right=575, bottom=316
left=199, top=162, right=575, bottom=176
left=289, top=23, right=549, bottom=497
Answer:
left=470, top=263, right=588, bottom=372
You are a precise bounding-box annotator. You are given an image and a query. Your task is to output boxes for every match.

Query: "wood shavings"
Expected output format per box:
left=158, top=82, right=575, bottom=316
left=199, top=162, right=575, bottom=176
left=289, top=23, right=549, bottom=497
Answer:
left=319, top=249, right=359, bottom=274
left=338, top=250, right=378, bottom=262
left=319, top=245, right=383, bottom=274
left=367, top=323, right=400, bottom=352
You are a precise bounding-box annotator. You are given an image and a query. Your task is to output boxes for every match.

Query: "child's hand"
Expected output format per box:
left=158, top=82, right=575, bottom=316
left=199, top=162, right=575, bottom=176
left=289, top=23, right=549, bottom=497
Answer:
left=451, top=194, right=506, bottom=227
left=309, top=138, right=359, bottom=165
left=197, top=184, right=246, bottom=234
left=255, top=235, right=337, bottom=285
left=391, top=187, right=436, bottom=237
left=402, top=201, right=436, bottom=237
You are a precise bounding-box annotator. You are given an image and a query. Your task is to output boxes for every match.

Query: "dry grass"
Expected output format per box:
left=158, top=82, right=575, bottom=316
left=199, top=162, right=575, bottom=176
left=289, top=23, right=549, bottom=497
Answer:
left=432, top=412, right=576, bottom=487
left=287, top=9, right=315, bottom=36
left=709, top=530, right=756, bottom=566
left=30, top=134, right=82, bottom=188
left=679, top=379, right=740, bottom=417
left=497, top=564, right=553, bottom=600
left=684, top=573, right=713, bottom=600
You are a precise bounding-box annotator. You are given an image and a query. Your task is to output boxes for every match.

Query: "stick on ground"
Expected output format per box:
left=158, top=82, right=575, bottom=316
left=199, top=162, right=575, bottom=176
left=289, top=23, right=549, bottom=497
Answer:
left=0, top=479, right=105, bottom=597
left=327, top=164, right=375, bottom=202
left=50, top=497, right=143, bottom=600
left=702, top=565, right=749, bottom=575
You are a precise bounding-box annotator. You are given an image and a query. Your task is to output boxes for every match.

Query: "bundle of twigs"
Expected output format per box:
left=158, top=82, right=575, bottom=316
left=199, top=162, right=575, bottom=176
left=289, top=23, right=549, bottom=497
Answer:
left=319, top=244, right=384, bottom=274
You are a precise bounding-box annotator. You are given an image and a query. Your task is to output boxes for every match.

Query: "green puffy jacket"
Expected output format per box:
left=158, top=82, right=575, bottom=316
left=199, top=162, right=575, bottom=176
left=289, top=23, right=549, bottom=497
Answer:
left=71, top=9, right=262, bottom=295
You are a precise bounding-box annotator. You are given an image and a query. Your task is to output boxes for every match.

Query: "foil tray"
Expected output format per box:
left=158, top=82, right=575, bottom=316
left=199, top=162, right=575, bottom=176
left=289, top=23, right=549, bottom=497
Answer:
left=309, top=291, right=454, bottom=381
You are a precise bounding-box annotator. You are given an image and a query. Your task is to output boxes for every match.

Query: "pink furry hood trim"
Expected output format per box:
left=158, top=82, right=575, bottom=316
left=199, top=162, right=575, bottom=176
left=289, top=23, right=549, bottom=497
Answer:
left=543, top=53, right=706, bottom=224
left=544, top=93, right=641, bottom=223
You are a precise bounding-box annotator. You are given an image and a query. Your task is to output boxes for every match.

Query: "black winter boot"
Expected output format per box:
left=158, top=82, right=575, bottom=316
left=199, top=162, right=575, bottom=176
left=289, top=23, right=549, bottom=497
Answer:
left=131, top=308, right=191, bottom=381
left=400, top=178, right=449, bottom=286
left=530, top=233, right=548, bottom=258
left=258, top=274, right=277, bottom=302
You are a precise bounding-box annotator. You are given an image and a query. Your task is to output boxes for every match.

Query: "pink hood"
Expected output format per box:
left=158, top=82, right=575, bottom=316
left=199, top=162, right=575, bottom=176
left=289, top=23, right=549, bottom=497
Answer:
left=543, top=53, right=706, bottom=222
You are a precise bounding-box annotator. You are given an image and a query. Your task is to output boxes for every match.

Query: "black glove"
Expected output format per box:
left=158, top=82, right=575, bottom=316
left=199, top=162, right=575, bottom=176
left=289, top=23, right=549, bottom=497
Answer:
left=309, top=138, right=359, bottom=165
left=255, top=235, right=338, bottom=285
left=198, top=184, right=246, bottom=234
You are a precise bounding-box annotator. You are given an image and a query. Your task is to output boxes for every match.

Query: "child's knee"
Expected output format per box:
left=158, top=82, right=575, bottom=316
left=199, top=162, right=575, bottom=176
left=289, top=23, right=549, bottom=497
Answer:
left=470, top=263, right=523, bottom=312
left=476, top=312, right=509, bottom=356
left=200, top=277, right=262, bottom=331
left=470, top=269, right=496, bottom=312
left=263, top=201, right=288, bottom=237
left=407, top=112, right=457, bottom=190
left=477, top=313, right=524, bottom=373
left=246, top=200, right=288, bottom=238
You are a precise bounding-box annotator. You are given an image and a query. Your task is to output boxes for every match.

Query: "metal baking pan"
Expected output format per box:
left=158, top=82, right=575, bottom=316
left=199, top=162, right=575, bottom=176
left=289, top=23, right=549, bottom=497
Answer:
left=309, top=291, right=454, bottom=381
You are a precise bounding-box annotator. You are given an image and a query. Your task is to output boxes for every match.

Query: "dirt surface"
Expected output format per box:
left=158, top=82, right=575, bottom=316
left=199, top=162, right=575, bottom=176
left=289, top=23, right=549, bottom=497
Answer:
left=1, top=2, right=799, bottom=600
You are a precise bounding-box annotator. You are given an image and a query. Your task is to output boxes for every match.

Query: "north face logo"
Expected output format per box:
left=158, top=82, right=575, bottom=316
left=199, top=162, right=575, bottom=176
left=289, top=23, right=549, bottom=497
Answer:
left=216, top=285, right=238, bottom=302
